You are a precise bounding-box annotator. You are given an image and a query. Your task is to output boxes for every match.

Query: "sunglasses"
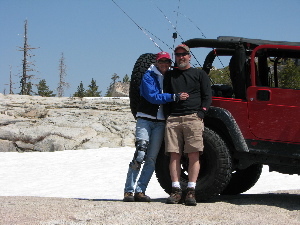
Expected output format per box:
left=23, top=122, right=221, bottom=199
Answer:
left=158, top=59, right=172, bottom=64
left=175, top=52, right=190, bottom=57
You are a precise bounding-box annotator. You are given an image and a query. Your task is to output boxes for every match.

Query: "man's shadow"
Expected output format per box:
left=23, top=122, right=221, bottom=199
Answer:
left=77, top=198, right=166, bottom=203
left=81, top=192, right=300, bottom=211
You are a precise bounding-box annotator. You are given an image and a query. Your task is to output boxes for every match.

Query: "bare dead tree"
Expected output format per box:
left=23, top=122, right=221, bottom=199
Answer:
left=18, top=19, right=38, bottom=95
left=57, top=52, right=69, bottom=97
left=4, top=65, right=15, bottom=94
left=8, top=65, right=15, bottom=94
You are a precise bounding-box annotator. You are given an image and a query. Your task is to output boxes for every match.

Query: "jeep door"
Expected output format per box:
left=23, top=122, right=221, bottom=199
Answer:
left=247, top=45, right=300, bottom=143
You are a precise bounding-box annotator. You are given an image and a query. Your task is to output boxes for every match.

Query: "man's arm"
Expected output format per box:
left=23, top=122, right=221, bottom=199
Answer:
left=197, top=71, right=212, bottom=119
left=200, top=71, right=212, bottom=109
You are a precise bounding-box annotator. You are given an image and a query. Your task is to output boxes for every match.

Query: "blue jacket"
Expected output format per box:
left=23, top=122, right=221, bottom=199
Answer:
left=136, top=64, right=174, bottom=119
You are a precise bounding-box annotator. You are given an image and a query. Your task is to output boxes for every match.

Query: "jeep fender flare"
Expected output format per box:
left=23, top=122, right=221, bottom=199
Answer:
left=205, top=106, right=249, bottom=153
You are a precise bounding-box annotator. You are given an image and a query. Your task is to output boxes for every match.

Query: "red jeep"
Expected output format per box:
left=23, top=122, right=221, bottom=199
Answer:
left=130, top=36, right=300, bottom=201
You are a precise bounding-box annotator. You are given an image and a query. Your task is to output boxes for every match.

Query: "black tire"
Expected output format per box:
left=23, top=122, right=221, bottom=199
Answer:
left=221, top=164, right=263, bottom=195
left=155, top=127, right=232, bottom=201
left=129, top=53, right=156, bottom=118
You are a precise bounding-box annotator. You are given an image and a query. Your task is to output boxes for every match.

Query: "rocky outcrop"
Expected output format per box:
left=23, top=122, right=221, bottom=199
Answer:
left=110, top=82, right=129, bottom=97
left=0, top=94, right=136, bottom=152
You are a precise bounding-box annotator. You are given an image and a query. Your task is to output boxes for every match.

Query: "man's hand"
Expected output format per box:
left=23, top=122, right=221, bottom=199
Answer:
left=197, top=107, right=208, bottom=119
left=179, top=92, right=189, bottom=100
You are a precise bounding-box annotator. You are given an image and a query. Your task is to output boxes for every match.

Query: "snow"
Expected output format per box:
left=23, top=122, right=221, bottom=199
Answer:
left=0, top=147, right=299, bottom=200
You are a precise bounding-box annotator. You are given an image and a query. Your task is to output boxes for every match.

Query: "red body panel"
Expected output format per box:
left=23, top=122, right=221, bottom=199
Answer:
left=247, top=86, right=300, bottom=143
left=212, top=97, right=255, bottom=139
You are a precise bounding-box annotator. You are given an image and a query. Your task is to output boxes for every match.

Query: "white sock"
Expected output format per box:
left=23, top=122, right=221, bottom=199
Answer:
left=172, top=182, right=181, bottom=188
left=187, top=182, right=196, bottom=188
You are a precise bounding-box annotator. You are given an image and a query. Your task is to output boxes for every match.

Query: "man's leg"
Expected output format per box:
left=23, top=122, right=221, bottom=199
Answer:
left=188, top=151, right=200, bottom=183
left=185, top=151, right=200, bottom=206
left=166, top=152, right=183, bottom=204
left=169, top=152, right=181, bottom=183
left=165, top=116, right=184, bottom=204
left=182, top=113, right=203, bottom=206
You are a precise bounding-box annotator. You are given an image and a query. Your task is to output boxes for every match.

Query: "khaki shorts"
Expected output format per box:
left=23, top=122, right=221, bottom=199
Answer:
left=165, top=113, right=204, bottom=154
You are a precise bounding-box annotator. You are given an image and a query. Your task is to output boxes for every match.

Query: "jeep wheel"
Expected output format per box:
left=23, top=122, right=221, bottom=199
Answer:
left=221, top=164, right=263, bottom=195
left=155, top=127, right=232, bottom=201
left=129, top=53, right=156, bottom=118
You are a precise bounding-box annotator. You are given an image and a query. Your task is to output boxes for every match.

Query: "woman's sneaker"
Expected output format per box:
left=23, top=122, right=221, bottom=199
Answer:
left=185, top=187, right=197, bottom=206
left=134, top=192, right=151, bottom=202
left=166, top=187, right=182, bottom=204
left=123, top=192, right=134, bottom=202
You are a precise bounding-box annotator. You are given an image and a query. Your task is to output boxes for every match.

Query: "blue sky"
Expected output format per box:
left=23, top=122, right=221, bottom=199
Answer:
left=0, top=0, right=299, bottom=96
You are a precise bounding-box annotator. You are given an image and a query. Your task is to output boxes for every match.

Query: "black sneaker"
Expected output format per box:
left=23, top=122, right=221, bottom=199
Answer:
left=185, top=187, right=197, bottom=206
left=134, top=192, right=151, bottom=202
left=123, top=192, right=134, bottom=202
left=166, top=187, right=182, bottom=204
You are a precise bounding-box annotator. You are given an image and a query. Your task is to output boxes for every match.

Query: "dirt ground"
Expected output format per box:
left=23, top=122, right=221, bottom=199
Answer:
left=0, top=190, right=299, bottom=225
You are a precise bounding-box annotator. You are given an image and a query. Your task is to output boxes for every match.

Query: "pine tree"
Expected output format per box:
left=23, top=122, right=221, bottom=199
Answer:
left=105, top=73, right=120, bottom=96
left=111, top=73, right=120, bottom=85
left=85, top=78, right=101, bottom=97
left=37, top=79, right=55, bottom=97
left=73, top=81, right=85, bottom=98
left=122, top=74, right=130, bottom=83
left=22, top=82, right=34, bottom=96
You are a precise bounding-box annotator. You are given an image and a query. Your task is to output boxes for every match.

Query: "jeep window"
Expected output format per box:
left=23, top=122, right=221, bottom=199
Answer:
left=253, top=47, right=300, bottom=90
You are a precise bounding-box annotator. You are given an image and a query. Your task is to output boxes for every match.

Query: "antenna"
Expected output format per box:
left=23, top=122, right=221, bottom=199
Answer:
left=111, top=0, right=163, bottom=51
left=153, top=3, right=202, bottom=67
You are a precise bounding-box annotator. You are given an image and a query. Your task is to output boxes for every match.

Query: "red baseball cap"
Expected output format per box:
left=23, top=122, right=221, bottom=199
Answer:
left=156, top=51, right=171, bottom=61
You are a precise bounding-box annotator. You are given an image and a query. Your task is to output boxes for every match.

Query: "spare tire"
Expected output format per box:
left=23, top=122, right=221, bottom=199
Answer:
left=129, top=53, right=156, bottom=118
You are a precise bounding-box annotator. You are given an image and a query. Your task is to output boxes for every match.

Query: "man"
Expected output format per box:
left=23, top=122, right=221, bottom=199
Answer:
left=164, top=44, right=212, bottom=206
left=123, top=51, right=188, bottom=202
